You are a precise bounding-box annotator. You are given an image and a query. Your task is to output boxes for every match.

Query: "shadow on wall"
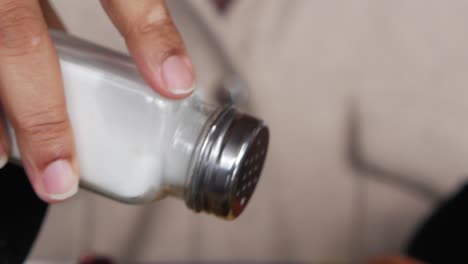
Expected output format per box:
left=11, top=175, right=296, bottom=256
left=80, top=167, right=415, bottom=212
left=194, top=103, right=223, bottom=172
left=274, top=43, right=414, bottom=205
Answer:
left=346, top=100, right=443, bottom=202
left=345, top=98, right=445, bottom=260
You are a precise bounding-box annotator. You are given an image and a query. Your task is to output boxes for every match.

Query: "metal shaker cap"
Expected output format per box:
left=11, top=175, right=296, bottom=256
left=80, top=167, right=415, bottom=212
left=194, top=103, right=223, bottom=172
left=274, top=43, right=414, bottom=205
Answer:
left=186, top=107, right=269, bottom=219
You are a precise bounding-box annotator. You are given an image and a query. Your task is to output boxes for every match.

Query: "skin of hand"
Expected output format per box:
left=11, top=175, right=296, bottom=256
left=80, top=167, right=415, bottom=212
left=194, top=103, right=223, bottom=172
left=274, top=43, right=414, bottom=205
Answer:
left=0, top=0, right=195, bottom=203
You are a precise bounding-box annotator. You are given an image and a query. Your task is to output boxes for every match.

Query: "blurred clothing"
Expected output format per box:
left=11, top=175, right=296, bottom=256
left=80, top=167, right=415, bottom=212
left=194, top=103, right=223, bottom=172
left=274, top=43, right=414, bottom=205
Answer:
left=408, top=184, right=468, bottom=263
left=29, top=0, right=468, bottom=262
left=0, top=164, right=47, bottom=263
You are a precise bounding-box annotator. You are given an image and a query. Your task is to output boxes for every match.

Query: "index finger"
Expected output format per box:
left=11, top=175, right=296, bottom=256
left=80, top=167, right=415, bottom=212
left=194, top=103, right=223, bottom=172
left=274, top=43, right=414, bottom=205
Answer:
left=101, top=0, right=195, bottom=99
left=0, top=0, right=78, bottom=202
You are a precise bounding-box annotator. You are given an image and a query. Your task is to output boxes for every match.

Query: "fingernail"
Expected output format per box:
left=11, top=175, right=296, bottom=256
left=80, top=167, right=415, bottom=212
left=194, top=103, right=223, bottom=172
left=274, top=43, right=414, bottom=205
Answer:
left=0, top=144, right=7, bottom=169
left=42, top=159, right=78, bottom=201
left=161, top=55, right=195, bottom=95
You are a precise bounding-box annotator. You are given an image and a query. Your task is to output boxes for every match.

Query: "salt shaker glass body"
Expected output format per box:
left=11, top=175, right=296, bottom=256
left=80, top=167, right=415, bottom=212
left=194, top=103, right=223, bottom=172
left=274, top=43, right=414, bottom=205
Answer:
left=8, top=31, right=269, bottom=219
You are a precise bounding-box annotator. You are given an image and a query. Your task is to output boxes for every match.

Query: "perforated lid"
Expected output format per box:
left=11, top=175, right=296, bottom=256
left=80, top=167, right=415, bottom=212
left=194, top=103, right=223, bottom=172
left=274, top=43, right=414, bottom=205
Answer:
left=186, top=107, right=269, bottom=219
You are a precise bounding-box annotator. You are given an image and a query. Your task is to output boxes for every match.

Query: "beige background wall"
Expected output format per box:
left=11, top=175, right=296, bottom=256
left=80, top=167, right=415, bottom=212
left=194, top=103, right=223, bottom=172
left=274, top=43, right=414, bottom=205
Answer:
left=28, top=1, right=468, bottom=263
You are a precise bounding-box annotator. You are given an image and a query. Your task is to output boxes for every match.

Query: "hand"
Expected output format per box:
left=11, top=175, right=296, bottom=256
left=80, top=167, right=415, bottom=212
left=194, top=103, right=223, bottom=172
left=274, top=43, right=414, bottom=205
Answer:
left=0, top=0, right=195, bottom=202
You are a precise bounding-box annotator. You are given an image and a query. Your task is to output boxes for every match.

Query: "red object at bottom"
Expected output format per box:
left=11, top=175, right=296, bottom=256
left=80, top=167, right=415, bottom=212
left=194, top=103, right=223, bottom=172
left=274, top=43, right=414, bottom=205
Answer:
left=211, top=0, right=234, bottom=13
left=80, top=255, right=115, bottom=264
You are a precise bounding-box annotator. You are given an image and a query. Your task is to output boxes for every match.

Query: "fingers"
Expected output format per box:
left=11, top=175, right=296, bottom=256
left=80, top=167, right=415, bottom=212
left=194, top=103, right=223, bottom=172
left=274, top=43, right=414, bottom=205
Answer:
left=39, top=0, right=66, bottom=31
left=0, top=110, right=10, bottom=168
left=0, top=0, right=78, bottom=202
left=101, top=0, right=195, bottom=99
